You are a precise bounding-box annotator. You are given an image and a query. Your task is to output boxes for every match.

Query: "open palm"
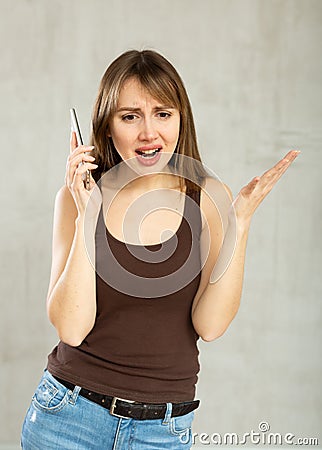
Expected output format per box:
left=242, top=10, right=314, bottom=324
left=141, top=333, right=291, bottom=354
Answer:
left=232, top=150, right=300, bottom=225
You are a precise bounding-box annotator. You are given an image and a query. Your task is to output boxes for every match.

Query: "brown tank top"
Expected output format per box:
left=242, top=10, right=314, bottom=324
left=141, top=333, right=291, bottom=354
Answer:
left=47, top=184, right=202, bottom=403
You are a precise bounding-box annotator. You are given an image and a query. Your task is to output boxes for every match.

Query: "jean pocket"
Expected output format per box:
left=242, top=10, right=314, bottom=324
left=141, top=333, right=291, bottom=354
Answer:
left=169, top=411, right=194, bottom=444
left=32, top=372, right=71, bottom=413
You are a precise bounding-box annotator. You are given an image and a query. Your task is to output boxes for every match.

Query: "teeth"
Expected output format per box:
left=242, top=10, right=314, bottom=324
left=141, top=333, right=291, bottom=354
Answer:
left=136, top=148, right=161, bottom=158
left=142, top=152, right=156, bottom=158
left=142, top=149, right=158, bottom=154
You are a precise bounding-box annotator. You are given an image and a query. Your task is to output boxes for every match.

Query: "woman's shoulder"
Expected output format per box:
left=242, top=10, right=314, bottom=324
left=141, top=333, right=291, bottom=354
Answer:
left=201, top=176, right=232, bottom=200
left=199, top=176, right=233, bottom=231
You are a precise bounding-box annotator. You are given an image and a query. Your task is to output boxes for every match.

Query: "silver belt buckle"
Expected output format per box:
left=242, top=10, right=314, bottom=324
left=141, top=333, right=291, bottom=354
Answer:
left=110, top=396, right=135, bottom=419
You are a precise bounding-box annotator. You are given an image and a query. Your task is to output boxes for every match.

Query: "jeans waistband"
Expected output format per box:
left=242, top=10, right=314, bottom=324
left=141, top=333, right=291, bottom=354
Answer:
left=55, top=376, right=200, bottom=420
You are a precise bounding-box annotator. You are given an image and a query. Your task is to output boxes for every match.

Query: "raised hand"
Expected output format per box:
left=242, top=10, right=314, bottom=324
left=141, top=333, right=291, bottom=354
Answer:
left=232, top=150, right=300, bottom=227
left=65, top=131, right=102, bottom=218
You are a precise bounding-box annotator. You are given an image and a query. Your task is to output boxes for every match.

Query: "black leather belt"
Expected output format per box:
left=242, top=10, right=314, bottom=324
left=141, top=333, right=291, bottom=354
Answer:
left=55, top=376, right=199, bottom=420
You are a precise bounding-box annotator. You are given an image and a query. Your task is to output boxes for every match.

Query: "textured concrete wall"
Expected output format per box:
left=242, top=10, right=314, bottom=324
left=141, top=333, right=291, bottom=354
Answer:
left=1, top=0, right=321, bottom=447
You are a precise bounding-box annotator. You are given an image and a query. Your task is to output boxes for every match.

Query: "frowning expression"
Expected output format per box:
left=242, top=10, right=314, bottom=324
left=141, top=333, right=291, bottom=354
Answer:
left=109, top=77, right=181, bottom=169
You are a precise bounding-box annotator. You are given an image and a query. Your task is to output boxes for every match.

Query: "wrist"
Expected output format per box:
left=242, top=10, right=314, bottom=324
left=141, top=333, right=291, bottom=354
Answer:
left=236, top=218, right=251, bottom=237
left=228, top=211, right=251, bottom=236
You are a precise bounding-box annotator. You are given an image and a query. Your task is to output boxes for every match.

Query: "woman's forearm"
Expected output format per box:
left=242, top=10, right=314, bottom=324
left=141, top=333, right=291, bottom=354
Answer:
left=192, top=150, right=300, bottom=342
left=192, top=220, right=250, bottom=342
left=47, top=216, right=97, bottom=347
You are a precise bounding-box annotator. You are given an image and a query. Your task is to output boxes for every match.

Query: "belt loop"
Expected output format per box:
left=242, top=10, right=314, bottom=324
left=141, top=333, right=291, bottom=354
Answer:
left=162, top=402, right=172, bottom=424
left=69, top=385, right=81, bottom=405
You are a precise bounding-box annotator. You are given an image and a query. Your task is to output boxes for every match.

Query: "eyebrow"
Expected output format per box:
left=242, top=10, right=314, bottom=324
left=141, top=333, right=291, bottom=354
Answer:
left=116, top=106, right=176, bottom=113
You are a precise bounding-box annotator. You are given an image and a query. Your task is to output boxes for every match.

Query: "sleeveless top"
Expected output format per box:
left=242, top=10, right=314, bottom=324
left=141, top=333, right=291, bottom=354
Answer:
left=47, top=184, right=202, bottom=403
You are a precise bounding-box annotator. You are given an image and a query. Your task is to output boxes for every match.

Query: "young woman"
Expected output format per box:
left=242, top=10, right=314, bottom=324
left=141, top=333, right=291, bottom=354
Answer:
left=21, top=50, right=300, bottom=449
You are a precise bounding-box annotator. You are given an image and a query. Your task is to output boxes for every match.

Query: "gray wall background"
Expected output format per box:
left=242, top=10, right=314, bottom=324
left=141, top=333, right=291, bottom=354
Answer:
left=1, top=0, right=321, bottom=447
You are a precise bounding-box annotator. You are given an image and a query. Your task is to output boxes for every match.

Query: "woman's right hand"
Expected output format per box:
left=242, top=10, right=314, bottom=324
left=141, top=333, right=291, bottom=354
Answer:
left=65, top=131, right=102, bottom=219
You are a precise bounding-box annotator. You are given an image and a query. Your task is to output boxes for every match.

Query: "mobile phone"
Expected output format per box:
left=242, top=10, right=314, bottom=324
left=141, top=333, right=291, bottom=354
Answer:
left=70, top=108, right=91, bottom=190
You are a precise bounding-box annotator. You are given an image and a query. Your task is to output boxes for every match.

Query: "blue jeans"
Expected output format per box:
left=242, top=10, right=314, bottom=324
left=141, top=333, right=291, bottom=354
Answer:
left=21, top=370, right=194, bottom=449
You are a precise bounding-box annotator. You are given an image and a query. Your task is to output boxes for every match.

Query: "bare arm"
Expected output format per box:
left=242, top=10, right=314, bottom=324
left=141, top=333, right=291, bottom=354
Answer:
left=192, top=150, right=300, bottom=342
left=46, top=132, right=101, bottom=346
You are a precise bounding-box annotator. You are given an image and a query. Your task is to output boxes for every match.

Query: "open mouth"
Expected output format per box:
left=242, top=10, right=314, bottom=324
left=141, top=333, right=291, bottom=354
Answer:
left=135, top=148, right=162, bottom=159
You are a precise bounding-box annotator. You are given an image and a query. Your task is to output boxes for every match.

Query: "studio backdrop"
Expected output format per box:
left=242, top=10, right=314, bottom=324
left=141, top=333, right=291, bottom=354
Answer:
left=0, top=0, right=321, bottom=448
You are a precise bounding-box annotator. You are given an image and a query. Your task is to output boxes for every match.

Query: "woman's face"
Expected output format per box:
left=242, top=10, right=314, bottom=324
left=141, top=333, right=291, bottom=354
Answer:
left=108, top=77, right=180, bottom=172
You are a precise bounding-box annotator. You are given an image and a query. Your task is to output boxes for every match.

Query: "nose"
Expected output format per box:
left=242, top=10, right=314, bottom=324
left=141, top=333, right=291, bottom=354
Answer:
left=138, top=118, right=158, bottom=142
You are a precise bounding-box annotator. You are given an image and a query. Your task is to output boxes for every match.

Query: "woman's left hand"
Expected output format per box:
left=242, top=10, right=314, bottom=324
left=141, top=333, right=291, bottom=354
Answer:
left=232, top=149, right=300, bottom=227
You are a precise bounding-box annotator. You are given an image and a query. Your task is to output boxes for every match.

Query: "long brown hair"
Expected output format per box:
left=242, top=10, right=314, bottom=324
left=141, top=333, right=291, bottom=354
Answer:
left=90, top=49, right=208, bottom=192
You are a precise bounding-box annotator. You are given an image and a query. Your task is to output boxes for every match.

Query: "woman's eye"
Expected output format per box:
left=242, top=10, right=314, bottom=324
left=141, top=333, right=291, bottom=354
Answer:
left=157, top=112, right=171, bottom=119
left=122, top=114, right=137, bottom=121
